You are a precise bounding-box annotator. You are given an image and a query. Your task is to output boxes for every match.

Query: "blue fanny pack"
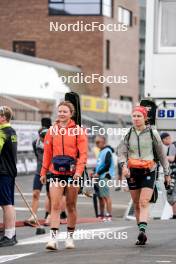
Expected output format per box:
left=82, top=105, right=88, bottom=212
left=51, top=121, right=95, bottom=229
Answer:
left=52, top=155, right=76, bottom=175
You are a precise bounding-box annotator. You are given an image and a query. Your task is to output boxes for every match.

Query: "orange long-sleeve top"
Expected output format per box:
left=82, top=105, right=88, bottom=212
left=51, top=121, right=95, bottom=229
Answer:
left=40, top=119, right=88, bottom=177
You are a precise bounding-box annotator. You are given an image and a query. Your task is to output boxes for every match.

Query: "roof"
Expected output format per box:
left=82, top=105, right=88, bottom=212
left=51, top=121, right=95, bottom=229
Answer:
left=0, top=52, right=72, bottom=100
left=0, top=49, right=81, bottom=73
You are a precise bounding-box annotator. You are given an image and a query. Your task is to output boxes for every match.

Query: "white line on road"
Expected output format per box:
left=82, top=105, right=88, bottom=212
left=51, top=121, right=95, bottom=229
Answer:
left=0, top=207, right=44, bottom=212
left=0, top=253, right=35, bottom=264
left=156, top=261, right=171, bottom=263
left=15, top=193, right=46, bottom=196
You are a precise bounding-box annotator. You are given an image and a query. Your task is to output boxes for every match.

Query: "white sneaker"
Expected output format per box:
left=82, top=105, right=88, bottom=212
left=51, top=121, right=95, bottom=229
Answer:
left=26, top=215, right=37, bottom=224
left=46, top=240, right=58, bottom=250
left=65, top=238, right=75, bottom=249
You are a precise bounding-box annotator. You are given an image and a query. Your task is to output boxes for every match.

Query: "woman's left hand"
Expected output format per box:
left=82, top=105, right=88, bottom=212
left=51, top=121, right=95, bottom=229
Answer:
left=73, top=173, right=81, bottom=180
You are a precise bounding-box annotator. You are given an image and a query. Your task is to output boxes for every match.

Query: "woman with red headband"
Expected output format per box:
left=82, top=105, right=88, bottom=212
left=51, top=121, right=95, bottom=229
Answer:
left=118, top=106, right=171, bottom=245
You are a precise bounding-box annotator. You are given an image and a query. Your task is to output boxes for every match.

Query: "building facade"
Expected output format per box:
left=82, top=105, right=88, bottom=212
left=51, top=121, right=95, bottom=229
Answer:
left=0, top=0, right=139, bottom=103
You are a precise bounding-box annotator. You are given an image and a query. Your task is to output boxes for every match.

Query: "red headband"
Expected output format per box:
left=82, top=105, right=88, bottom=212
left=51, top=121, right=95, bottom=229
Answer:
left=132, top=106, right=148, bottom=119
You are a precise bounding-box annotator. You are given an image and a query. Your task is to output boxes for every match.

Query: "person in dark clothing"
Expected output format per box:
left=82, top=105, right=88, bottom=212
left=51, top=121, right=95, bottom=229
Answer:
left=93, top=135, right=115, bottom=221
left=26, top=128, right=50, bottom=224
left=0, top=106, right=18, bottom=247
left=161, top=133, right=176, bottom=219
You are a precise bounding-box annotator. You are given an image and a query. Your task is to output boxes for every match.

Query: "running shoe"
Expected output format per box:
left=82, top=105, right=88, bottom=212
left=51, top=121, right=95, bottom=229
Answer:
left=46, top=240, right=58, bottom=250
left=97, top=215, right=104, bottom=220
left=135, top=231, right=147, bottom=245
left=65, top=238, right=75, bottom=249
left=0, top=235, right=17, bottom=247
left=103, top=214, right=112, bottom=222
left=25, top=215, right=37, bottom=225
left=106, top=215, right=112, bottom=222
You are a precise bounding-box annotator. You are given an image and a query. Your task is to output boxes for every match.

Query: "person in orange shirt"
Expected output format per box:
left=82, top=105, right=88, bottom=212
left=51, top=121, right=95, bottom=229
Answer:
left=40, top=101, right=88, bottom=250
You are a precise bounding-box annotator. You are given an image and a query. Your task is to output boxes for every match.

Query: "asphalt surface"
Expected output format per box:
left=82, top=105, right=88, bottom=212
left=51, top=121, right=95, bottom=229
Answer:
left=0, top=175, right=176, bottom=264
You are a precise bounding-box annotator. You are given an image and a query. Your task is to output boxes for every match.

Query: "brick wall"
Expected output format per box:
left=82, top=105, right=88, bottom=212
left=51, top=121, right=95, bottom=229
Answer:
left=0, top=0, right=139, bottom=102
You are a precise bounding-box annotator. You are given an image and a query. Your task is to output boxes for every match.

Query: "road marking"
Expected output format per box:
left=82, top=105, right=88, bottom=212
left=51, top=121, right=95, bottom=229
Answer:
left=0, top=253, right=35, bottom=263
left=0, top=207, right=44, bottom=212
left=156, top=261, right=171, bottom=263
left=17, top=226, right=132, bottom=246
left=15, top=193, right=46, bottom=196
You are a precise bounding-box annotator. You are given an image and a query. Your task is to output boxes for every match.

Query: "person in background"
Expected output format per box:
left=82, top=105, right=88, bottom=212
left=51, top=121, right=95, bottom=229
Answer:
left=26, top=128, right=50, bottom=225
left=161, top=132, right=176, bottom=219
left=0, top=106, right=18, bottom=247
left=93, top=135, right=115, bottom=221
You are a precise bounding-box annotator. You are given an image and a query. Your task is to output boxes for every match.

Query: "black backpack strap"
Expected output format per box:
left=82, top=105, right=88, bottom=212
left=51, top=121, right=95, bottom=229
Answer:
left=125, top=127, right=133, bottom=160
left=166, top=146, right=170, bottom=156
left=149, top=128, right=158, bottom=162
left=149, top=128, right=160, bottom=179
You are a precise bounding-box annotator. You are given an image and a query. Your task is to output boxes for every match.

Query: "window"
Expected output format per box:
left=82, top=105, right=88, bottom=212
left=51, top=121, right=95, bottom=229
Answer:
left=105, top=86, right=110, bottom=98
left=106, top=40, right=110, bottom=70
left=13, top=41, right=36, bottom=56
left=120, top=96, right=132, bottom=102
left=102, top=0, right=112, bottom=17
left=158, top=0, right=176, bottom=52
left=48, top=0, right=112, bottom=16
left=118, top=6, right=132, bottom=26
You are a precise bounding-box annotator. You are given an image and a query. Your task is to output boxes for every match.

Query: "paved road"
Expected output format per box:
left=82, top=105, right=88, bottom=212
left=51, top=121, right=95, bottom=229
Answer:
left=1, top=220, right=176, bottom=264
left=0, top=175, right=176, bottom=263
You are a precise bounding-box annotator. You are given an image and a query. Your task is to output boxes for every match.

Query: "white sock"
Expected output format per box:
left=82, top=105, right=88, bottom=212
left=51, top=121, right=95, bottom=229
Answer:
left=50, top=229, right=58, bottom=241
left=67, top=232, right=74, bottom=239
left=5, top=228, right=16, bottom=239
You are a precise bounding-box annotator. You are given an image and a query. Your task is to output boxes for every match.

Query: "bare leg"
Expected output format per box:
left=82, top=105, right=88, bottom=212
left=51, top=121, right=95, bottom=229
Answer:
left=139, top=188, right=153, bottom=222
left=2, top=205, right=16, bottom=229
left=130, top=189, right=141, bottom=224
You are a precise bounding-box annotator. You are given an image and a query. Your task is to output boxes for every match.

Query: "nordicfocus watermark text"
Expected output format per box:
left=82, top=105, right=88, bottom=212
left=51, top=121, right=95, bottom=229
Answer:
left=60, top=73, right=128, bottom=85
left=50, top=229, right=128, bottom=240
left=47, top=178, right=128, bottom=190
left=50, top=21, right=128, bottom=32
left=50, top=125, right=129, bottom=138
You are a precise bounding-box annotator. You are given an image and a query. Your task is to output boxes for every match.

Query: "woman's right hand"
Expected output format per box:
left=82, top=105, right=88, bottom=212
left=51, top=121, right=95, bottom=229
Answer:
left=40, top=175, right=47, bottom=185
left=122, top=164, right=130, bottom=178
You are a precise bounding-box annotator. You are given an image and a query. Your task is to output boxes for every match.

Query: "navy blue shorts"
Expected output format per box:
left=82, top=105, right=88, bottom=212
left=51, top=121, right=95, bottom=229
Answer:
left=0, top=176, right=15, bottom=206
left=33, top=173, right=49, bottom=193
left=33, top=174, right=43, bottom=191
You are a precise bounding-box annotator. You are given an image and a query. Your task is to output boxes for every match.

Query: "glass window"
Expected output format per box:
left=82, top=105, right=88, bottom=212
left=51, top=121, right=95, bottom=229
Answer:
left=160, top=1, right=176, bottom=47
left=120, top=96, right=133, bottom=102
left=106, top=40, right=110, bottom=70
left=118, top=6, right=132, bottom=26
left=13, top=41, right=36, bottom=56
left=48, top=0, right=112, bottom=16
left=49, top=0, right=101, bottom=16
left=105, top=86, right=110, bottom=98
left=102, top=0, right=112, bottom=17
